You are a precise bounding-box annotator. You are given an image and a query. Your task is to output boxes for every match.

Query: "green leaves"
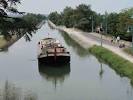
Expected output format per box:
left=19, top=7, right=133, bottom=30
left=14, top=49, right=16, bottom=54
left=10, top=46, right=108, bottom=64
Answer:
left=49, top=4, right=94, bottom=31
left=48, top=4, right=133, bottom=41
left=48, top=12, right=62, bottom=25
left=0, top=13, right=46, bottom=41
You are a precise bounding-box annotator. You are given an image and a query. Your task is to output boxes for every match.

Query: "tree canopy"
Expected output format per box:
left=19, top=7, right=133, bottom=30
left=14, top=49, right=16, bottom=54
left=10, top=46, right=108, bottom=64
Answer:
left=0, top=0, right=46, bottom=41
left=48, top=4, right=133, bottom=41
left=0, top=0, right=22, bottom=17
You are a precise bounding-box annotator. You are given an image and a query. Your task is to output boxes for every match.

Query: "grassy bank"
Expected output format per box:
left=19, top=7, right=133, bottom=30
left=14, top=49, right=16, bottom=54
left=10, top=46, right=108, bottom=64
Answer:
left=89, top=45, right=133, bottom=85
left=124, top=47, right=133, bottom=56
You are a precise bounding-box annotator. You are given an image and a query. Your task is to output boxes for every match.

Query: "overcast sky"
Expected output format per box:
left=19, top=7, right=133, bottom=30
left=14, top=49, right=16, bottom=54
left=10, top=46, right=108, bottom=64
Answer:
left=18, top=0, right=133, bottom=14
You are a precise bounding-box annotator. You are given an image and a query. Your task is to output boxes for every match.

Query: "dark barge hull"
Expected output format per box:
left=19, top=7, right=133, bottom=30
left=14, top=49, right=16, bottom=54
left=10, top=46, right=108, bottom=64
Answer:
left=38, top=55, right=70, bottom=65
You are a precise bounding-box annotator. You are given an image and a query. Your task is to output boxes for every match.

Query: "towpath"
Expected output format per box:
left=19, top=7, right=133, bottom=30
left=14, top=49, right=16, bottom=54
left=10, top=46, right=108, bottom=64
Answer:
left=48, top=20, right=133, bottom=63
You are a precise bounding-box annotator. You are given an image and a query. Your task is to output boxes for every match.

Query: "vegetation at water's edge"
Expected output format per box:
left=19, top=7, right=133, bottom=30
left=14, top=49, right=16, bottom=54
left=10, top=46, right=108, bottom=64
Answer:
left=0, top=13, right=46, bottom=39
left=0, top=0, right=46, bottom=40
left=59, top=31, right=89, bottom=57
left=124, top=47, right=133, bottom=56
left=0, top=0, right=46, bottom=50
left=0, top=13, right=46, bottom=50
left=89, top=45, right=133, bottom=85
left=48, top=4, right=133, bottom=41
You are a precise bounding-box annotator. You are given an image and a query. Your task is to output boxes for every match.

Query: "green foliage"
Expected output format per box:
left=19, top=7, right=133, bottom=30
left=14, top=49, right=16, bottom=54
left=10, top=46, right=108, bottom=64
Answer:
left=116, top=9, right=133, bottom=40
left=62, top=7, right=75, bottom=27
left=75, top=18, right=90, bottom=31
left=48, top=4, right=95, bottom=31
left=23, top=13, right=46, bottom=24
left=1, top=0, right=46, bottom=40
left=48, top=11, right=62, bottom=25
left=0, top=13, right=46, bottom=40
left=48, top=4, right=133, bottom=41
left=89, top=45, right=133, bottom=86
left=106, top=13, right=119, bottom=35
left=0, top=0, right=21, bottom=16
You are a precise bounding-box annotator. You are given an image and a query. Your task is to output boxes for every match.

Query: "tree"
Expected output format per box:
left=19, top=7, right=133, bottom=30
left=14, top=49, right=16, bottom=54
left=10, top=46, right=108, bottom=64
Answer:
left=48, top=4, right=133, bottom=41
left=107, top=13, right=119, bottom=36
left=75, top=18, right=90, bottom=31
left=48, top=4, right=94, bottom=30
left=48, top=11, right=62, bottom=25
left=61, top=7, right=74, bottom=27
left=0, top=0, right=22, bottom=16
left=117, top=8, right=133, bottom=40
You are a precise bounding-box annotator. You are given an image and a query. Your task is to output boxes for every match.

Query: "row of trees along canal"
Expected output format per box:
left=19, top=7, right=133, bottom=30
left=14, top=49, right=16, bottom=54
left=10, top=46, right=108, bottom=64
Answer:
left=0, top=0, right=46, bottom=41
left=48, top=4, right=133, bottom=41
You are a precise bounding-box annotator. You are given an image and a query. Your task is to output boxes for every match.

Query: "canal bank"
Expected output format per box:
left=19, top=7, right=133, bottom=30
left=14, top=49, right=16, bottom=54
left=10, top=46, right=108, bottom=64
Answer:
left=89, top=45, right=133, bottom=85
left=0, top=34, right=25, bottom=51
left=48, top=20, right=133, bottom=86
left=0, top=20, right=45, bottom=51
left=48, top=20, right=133, bottom=63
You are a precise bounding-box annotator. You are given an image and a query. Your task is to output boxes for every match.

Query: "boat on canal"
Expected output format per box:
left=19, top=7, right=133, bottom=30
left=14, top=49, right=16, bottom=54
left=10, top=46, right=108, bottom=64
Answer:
left=38, top=38, right=70, bottom=65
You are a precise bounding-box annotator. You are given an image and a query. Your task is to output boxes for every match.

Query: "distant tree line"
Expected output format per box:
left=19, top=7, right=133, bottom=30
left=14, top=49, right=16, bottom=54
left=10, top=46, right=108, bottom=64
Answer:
left=48, top=4, right=133, bottom=41
left=0, top=13, right=46, bottom=40
left=0, top=0, right=22, bottom=17
left=0, top=0, right=46, bottom=40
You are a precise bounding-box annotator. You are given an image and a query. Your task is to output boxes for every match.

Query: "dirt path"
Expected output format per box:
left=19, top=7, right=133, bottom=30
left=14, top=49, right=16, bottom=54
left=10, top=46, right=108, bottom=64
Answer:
left=48, top=21, right=133, bottom=63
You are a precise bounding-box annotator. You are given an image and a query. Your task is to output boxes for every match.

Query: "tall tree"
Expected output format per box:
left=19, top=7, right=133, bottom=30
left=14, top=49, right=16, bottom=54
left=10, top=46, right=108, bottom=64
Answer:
left=117, top=8, right=133, bottom=40
left=107, top=13, right=119, bottom=36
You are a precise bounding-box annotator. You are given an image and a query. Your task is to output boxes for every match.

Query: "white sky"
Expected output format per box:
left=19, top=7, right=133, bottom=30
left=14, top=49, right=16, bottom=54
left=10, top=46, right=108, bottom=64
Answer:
left=18, top=0, right=133, bottom=14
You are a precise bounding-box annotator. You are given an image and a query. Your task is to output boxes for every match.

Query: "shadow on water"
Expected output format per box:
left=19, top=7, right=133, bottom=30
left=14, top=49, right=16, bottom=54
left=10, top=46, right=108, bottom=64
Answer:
left=38, top=63, right=70, bottom=88
left=99, top=62, right=104, bottom=80
left=0, top=21, right=46, bottom=52
left=59, top=31, right=89, bottom=57
left=0, top=48, right=8, bottom=52
left=96, top=56, right=133, bottom=87
left=0, top=80, right=37, bottom=100
left=0, top=29, right=36, bottom=52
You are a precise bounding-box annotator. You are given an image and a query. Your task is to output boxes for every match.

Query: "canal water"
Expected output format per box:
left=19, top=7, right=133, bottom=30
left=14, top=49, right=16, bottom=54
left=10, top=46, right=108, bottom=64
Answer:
left=0, top=23, right=133, bottom=100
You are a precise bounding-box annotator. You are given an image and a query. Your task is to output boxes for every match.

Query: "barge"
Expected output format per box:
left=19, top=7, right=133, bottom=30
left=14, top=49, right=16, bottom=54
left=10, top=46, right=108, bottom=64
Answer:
left=38, top=38, right=70, bottom=65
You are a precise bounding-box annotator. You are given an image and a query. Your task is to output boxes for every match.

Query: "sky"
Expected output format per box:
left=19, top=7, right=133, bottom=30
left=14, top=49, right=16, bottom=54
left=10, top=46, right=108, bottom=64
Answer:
left=18, top=0, right=133, bottom=14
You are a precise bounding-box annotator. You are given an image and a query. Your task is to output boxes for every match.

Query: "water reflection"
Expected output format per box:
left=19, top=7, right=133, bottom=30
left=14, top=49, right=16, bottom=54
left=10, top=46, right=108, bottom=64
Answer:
left=0, top=20, right=45, bottom=51
left=38, top=63, right=70, bottom=88
left=59, top=31, right=89, bottom=57
left=0, top=48, right=8, bottom=52
left=0, top=29, right=37, bottom=52
left=0, top=80, right=37, bottom=100
left=48, top=21, right=56, bottom=30
left=99, top=63, right=104, bottom=80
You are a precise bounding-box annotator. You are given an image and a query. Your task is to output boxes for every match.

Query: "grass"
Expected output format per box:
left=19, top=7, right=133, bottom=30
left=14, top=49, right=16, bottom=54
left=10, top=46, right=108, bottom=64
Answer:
left=124, top=47, right=133, bottom=56
left=89, top=45, right=133, bottom=86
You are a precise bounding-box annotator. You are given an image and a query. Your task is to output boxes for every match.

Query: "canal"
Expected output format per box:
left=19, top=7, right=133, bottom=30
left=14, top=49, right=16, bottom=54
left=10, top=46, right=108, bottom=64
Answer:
left=0, top=23, right=133, bottom=100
